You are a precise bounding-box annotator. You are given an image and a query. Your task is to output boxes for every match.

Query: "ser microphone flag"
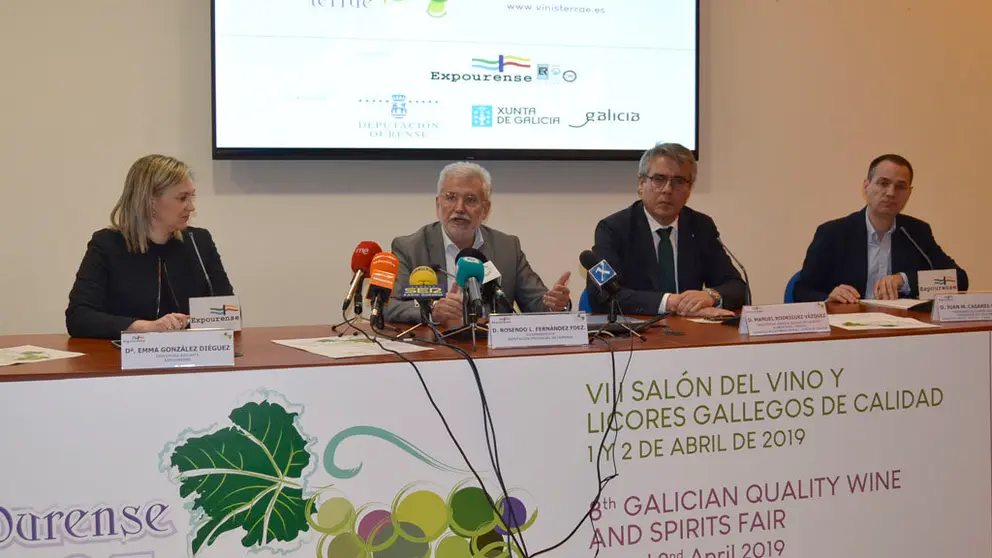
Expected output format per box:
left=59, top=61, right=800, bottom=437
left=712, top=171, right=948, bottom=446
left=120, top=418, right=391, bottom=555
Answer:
left=402, top=266, right=447, bottom=300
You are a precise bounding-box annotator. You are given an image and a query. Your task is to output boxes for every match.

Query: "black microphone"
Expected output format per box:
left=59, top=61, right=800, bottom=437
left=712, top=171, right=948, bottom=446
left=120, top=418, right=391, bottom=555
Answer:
left=187, top=231, right=215, bottom=296
left=579, top=250, right=620, bottom=296
left=899, top=227, right=934, bottom=270
left=716, top=236, right=751, bottom=306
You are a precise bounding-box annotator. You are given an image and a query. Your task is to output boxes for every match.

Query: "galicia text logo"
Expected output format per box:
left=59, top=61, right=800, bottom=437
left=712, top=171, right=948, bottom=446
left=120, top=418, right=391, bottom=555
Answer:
left=569, top=109, right=641, bottom=128
left=472, top=105, right=560, bottom=127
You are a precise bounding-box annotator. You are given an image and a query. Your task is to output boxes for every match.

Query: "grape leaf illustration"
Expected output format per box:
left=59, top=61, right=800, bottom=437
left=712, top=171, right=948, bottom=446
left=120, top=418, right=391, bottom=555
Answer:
left=170, top=401, right=315, bottom=554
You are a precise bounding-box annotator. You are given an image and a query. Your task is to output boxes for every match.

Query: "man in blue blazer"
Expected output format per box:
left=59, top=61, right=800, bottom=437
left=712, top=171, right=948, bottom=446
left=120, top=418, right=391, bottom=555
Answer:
left=794, top=154, right=968, bottom=303
left=589, top=143, right=746, bottom=316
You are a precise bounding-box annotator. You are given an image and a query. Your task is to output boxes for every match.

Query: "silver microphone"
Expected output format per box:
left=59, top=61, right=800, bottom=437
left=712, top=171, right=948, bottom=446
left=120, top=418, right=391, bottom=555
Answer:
left=717, top=236, right=751, bottom=306
left=187, top=231, right=215, bottom=296
left=899, top=227, right=934, bottom=270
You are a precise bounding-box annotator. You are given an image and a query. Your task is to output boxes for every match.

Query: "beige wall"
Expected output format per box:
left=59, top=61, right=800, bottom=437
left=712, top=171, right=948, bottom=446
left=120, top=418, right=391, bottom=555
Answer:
left=1, top=0, right=988, bottom=335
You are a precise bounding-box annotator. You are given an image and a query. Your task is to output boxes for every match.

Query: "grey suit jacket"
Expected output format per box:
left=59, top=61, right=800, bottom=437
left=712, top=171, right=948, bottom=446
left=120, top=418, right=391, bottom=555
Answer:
left=384, top=222, right=551, bottom=324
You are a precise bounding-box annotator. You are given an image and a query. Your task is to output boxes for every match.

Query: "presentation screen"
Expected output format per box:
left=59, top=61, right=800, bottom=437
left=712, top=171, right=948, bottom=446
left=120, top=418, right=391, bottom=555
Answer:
left=212, top=0, right=699, bottom=160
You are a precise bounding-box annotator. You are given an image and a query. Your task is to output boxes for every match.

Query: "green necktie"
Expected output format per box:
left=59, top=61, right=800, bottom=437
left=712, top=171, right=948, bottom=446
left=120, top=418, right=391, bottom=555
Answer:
left=656, top=227, right=677, bottom=294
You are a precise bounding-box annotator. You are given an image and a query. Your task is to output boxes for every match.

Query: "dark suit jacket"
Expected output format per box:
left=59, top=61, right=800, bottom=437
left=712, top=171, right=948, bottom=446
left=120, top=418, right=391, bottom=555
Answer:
left=65, top=227, right=234, bottom=339
left=589, top=201, right=746, bottom=314
left=794, top=208, right=968, bottom=302
left=385, top=222, right=551, bottom=323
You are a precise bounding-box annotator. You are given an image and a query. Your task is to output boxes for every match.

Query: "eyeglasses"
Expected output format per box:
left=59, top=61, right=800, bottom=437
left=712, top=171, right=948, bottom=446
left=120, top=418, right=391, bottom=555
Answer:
left=440, top=191, right=483, bottom=208
left=872, top=178, right=911, bottom=193
left=643, top=174, right=691, bottom=191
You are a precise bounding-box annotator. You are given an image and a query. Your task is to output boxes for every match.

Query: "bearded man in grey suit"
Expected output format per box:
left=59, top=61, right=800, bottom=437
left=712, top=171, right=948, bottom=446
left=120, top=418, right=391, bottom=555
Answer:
left=385, top=162, right=571, bottom=329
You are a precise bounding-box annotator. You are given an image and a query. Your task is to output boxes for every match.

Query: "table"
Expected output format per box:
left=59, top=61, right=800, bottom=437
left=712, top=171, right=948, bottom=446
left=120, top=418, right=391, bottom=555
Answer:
left=1, top=304, right=990, bottom=558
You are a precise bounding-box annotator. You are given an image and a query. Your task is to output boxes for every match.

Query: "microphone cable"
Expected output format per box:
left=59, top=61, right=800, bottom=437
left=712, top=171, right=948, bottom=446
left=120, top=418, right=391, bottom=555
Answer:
left=354, top=298, right=638, bottom=558
left=350, top=309, right=529, bottom=556
left=529, top=298, right=635, bottom=558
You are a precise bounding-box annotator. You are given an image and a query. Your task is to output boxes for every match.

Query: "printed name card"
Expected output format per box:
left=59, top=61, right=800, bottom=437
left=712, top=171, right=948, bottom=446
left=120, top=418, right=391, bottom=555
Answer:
left=739, top=302, right=831, bottom=336
left=120, top=329, right=235, bottom=370
left=917, top=269, right=958, bottom=301
left=931, top=292, right=992, bottom=322
left=488, top=312, right=589, bottom=349
left=189, top=296, right=243, bottom=331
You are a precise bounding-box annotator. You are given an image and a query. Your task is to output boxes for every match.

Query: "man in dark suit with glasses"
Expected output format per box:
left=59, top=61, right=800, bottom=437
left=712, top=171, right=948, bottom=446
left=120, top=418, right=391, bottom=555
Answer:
left=588, top=142, right=745, bottom=316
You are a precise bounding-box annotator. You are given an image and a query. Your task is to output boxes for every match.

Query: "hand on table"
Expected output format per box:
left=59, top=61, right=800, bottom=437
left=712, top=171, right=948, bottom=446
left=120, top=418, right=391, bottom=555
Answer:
left=827, top=284, right=861, bottom=304
left=873, top=274, right=904, bottom=300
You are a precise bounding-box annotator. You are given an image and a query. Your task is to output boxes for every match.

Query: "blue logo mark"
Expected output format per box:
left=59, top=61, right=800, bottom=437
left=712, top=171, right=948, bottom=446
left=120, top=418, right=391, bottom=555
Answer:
left=590, top=260, right=617, bottom=286
left=472, top=105, right=493, bottom=127
left=391, top=94, right=407, bottom=119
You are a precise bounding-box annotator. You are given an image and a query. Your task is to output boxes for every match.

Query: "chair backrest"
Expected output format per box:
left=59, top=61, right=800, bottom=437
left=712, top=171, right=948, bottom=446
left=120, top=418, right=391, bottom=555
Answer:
left=578, top=288, right=593, bottom=312
left=784, top=271, right=801, bottom=303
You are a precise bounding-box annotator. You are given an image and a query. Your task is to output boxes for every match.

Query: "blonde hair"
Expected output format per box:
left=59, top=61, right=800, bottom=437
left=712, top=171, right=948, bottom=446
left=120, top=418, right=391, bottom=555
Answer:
left=110, top=154, right=192, bottom=253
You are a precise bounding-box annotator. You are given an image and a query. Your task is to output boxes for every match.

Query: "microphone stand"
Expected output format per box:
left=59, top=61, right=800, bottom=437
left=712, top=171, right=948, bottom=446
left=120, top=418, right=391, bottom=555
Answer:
left=591, top=293, right=646, bottom=342
left=397, top=301, right=444, bottom=341
left=441, top=297, right=488, bottom=351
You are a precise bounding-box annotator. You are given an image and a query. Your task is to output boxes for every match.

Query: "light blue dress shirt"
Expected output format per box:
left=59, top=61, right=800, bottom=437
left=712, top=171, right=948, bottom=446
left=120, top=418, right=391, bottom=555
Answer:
left=865, top=212, right=910, bottom=299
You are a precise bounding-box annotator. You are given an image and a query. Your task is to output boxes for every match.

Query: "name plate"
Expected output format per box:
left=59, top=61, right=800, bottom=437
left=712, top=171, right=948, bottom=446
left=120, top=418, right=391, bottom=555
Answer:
left=488, top=312, right=589, bottom=349
left=120, top=329, right=235, bottom=370
left=189, top=296, right=243, bottom=331
left=739, top=302, right=830, bottom=336
left=931, top=293, right=992, bottom=322
left=917, top=269, right=958, bottom=301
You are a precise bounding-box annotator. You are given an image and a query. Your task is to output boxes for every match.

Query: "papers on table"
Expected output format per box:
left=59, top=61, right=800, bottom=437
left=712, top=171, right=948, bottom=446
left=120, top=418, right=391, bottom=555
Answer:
left=272, top=336, right=433, bottom=359
left=827, top=313, right=939, bottom=331
left=0, top=345, right=85, bottom=367
left=861, top=298, right=927, bottom=311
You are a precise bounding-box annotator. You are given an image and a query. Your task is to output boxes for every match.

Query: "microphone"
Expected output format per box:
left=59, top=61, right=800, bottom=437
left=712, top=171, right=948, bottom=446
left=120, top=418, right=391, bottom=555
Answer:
left=900, top=227, right=934, bottom=270
left=402, top=266, right=447, bottom=325
left=580, top=250, right=620, bottom=297
left=455, top=256, right=486, bottom=323
left=366, top=252, right=399, bottom=329
left=716, top=236, right=751, bottom=306
left=456, top=248, right=510, bottom=312
left=343, top=241, right=382, bottom=313
left=187, top=231, right=215, bottom=296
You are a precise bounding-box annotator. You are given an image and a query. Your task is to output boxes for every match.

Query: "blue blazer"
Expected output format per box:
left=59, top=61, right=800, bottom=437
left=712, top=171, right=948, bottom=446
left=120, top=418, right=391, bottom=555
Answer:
left=794, top=207, right=968, bottom=301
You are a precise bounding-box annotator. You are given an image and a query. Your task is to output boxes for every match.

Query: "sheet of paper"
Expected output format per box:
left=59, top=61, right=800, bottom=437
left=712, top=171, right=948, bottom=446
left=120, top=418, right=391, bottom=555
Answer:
left=272, top=336, right=433, bottom=359
left=0, top=345, right=85, bottom=367
left=828, top=313, right=939, bottom=331
left=860, top=298, right=925, bottom=310
left=686, top=317, right=730, bottom=324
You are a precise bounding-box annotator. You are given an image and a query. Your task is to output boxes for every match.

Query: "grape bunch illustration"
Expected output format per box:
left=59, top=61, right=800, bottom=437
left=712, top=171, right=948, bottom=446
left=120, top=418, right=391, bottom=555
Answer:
left=306, top=480, right=537, bottom=557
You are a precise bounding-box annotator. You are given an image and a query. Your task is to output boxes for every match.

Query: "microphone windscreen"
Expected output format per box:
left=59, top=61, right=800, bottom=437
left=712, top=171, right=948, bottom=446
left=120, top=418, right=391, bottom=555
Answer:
left=368, top=252, right=399, bottom=292
left=456, top=247, right=488, bottom=263
left=455, top=256, right=485, bottom=288
left=409, top=266, right=439, bottom=285
left=579, top=250, right=601, bottom=270
left=351, top=241, right=383, bottom=273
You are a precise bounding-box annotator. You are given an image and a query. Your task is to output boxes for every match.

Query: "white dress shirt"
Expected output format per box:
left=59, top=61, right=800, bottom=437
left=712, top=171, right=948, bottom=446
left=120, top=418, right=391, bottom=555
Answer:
left=441, top=226, right=485, bottom=291
left=644, top=207, right=679, bottom=313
